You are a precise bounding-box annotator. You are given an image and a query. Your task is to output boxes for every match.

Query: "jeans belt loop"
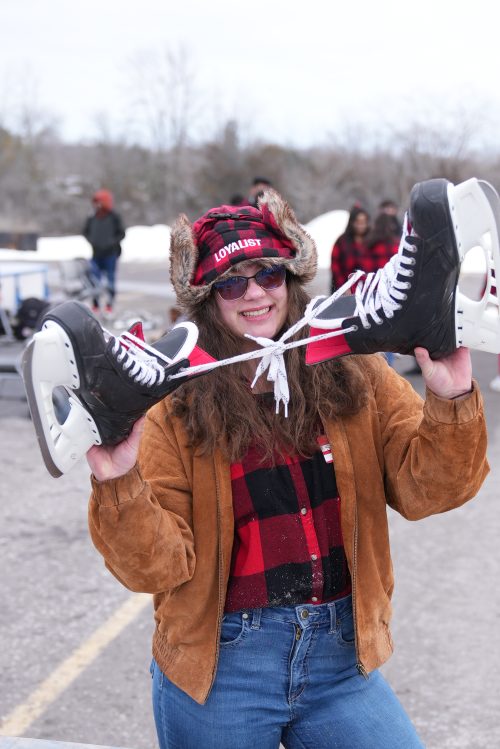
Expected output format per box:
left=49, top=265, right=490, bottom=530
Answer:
left=328, top=601, right=337, bottom=634
left=251, top=608, right=262, bottom=630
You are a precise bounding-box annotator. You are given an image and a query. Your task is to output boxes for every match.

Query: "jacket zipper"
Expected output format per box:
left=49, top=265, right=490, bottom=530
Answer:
left=352, top=499, right=368, bottom=679
left=207, top=466, right=225, bottom=699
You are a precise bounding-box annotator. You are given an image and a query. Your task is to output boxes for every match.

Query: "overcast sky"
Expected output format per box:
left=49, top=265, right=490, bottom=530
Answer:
left=2, top=0, right=500, bottom=148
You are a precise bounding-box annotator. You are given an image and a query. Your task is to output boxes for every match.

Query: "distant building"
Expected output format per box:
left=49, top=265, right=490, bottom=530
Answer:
left=0, top=220, right=39, bottom=251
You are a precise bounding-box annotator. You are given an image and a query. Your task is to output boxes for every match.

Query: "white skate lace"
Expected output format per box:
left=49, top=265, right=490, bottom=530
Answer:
left=123, top=216, right=417, bottom=412
left=111, top=331, right=174, bottom=387
left=167, top=282, right=363, bottom=416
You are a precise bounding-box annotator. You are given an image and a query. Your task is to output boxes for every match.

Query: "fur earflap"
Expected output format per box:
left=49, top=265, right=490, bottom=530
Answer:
left=169, top=214, right=208, bottom=312
left=258, top=190, right=317, bottom=284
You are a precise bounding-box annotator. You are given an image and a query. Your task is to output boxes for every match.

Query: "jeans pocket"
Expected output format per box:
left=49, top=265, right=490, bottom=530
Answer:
left=220, top=611, right=249, bottom=647
left=337, top=609, right=356, bottom=647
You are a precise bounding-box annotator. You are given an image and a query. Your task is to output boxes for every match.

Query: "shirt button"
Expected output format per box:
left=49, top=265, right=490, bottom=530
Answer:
left=242, top=613, right=249, bottom=620
left=311, top=596, right=318, bottom=602
left=300, top=508, right=307, bottom=515
left=300, top=609, right=309, bottom=619
left=311, top=554, right=318, bottom=561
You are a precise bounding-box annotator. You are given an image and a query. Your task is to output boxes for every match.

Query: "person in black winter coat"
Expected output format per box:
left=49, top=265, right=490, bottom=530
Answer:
left=83, top=189, right=125, bottom=313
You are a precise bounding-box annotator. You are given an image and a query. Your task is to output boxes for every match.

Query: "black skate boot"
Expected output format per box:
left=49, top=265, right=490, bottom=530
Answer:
left=306, top=177, right=500, bottom=364
left=21, top=300, right=214, bottom=477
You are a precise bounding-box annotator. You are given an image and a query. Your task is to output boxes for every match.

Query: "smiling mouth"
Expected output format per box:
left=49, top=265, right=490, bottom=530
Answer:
left=241, top=307, right=271, bottom=318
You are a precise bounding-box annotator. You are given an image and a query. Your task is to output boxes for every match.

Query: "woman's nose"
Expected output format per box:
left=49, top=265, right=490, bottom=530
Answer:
left=243, top=277, right=266, bottom=299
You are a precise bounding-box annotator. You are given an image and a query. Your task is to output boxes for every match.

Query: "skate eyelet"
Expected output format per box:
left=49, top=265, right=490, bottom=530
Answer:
left=351, top=325, right=359, bottom=332
left=375, top=319, right=384, bottom=325
left=401, top=294, right=407, bottom=301
left=407, top=270, right=414, bottom=277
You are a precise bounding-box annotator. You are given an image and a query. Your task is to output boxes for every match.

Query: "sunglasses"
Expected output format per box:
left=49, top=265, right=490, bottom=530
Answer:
left=213, top=265, right=287, bottom=301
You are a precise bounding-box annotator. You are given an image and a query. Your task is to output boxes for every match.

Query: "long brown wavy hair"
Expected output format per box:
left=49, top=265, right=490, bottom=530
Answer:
left=170, top=275, right=368, bottom=462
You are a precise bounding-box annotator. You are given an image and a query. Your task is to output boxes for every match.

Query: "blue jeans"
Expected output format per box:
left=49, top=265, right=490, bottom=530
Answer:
left=151, top=595, right=424, bottom=749
left=90, top=254, right=117, bottom=307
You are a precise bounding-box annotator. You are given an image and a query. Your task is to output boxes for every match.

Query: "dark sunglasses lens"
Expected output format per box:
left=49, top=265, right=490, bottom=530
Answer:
left=257, top=266, right=286, bottom=289
left=215, top=276, right=248, bottom=300
left=215, top=265, right=287, bottom=301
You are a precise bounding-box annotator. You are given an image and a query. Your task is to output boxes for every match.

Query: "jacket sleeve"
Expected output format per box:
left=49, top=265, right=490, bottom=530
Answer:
left=373, top=359, right=489, bottom=520
left=82, top=216, right=91, bottom=242
left=88, top=409, right=196, bottom=594
left=113, top=211, right=126, bottom=243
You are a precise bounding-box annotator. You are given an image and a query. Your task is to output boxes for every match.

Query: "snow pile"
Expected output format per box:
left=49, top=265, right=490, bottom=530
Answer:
left=304, top=210, right=349, bottom=269
left=0, top=225, right=172, bottom=264
left=0, top=213, right=488, bottom=287
left=0, top=213, right=347, bottom=267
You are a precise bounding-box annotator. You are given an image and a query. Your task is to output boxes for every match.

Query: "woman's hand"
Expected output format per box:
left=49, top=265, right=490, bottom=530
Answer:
left=414, top=346, right=473, bottom=400
left=86, top=416, right=146, bottom=482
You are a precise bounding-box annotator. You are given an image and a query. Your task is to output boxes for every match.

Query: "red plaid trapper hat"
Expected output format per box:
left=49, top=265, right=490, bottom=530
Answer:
left=192, top=204, right=296, bottom=286
left=169, top=189, right=318, bottom=314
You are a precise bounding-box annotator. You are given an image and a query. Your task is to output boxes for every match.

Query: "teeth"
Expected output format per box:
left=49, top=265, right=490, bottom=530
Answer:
left=242, top=307, right=270, bottom=318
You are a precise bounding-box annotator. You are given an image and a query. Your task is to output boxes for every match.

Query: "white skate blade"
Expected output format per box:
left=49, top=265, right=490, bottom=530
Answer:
left=448, top=178, right=500, bottom=262
left=21, top=322, right=101, bottom=477
left=453, top=180, right=500, bottom=354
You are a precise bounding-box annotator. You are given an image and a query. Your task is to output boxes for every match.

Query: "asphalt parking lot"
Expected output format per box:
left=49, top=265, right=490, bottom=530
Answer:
left=0, top=263, right=498, bottom=749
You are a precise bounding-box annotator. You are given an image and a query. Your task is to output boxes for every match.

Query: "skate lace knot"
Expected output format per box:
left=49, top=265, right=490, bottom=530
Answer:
left=111, top=338, right=165, bottom=387
left=354, top=214, right=417, bottom=329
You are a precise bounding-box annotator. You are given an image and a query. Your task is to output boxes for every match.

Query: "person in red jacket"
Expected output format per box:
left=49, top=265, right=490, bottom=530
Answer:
left=330, top=206, right=370, bottom=293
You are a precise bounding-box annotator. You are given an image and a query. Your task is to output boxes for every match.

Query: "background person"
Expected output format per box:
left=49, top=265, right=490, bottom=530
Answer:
left=330, top=205, right=371, bottom=293
left=246, top=176, right=273, bottom=206
left=83, top=189, right=125, bottom=315
left=364, top=213, right=401, bottom=366
left=86, top=191, right=488, bottom=749
left=377, top=198, right=402, bottom=238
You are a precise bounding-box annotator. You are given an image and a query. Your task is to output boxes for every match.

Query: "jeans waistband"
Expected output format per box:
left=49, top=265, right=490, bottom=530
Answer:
left=243, top=594, right=352, bottom=632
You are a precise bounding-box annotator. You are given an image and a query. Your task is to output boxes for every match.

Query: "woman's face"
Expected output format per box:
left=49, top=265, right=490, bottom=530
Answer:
left=214, top=262, right=289, bottom=346
left=352, top=212, right=369, bottom=237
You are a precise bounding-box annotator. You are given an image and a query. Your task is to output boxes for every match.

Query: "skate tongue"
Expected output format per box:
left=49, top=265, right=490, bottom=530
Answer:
left=128, top=321, right=145, bottom=340
left=309, top=295, right=357, bottom=329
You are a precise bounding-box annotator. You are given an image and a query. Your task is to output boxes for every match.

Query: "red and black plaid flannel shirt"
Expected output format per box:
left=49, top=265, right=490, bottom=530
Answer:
left=224, top=426, right=351, bottom=612
left=331, top=237, right=398, bottom=292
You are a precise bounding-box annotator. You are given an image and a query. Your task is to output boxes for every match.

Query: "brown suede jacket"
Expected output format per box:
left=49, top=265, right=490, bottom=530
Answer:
left=88, top=354, right=489, bottom=705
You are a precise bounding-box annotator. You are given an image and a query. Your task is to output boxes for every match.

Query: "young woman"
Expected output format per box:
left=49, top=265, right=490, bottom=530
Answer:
left=87, top=190, right=488, bottom=749
left=330, top=205, right=370, bottom=293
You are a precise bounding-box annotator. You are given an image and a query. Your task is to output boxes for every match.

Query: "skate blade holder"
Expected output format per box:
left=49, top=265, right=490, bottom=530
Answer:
left=451, top=178, right=500, bottom=353
left=21, top=321, right=101, bottom=477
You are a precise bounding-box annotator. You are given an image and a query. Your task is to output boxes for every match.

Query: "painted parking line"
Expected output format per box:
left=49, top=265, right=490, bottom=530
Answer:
left=0, top=593, right=150, bottom=737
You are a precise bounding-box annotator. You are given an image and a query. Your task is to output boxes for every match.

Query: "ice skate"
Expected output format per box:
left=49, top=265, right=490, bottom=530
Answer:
left=21, top=301, right=215, bottom=478
left=305, top=177, right=500, bottom=364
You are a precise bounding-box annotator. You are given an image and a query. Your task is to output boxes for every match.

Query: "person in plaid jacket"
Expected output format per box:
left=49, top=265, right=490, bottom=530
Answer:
left=330, top=205, right=371, bottom=293
left=87, top=190, right=488, bottom=749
